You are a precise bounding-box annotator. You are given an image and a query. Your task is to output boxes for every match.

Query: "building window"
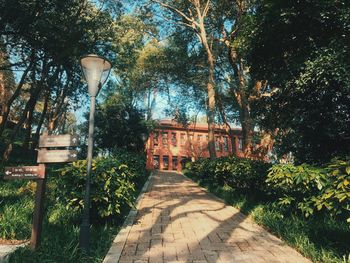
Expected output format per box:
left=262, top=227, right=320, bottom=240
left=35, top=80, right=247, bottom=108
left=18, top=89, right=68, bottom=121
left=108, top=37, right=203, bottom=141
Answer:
left=163, top=155, right=169, bottom=170
left=153, top=132, right=159, bottom=146
left=189, top=134, right=193, bottom=142
left=171, top=132, right=177, bottom=146
left=238, top=138, right=243, bottom=151
left=180, top=133, right=186, bottom=145
left=162, top=132, right=168, bottom=146
left=153, top=155, right=159, bottom=169
left=172, top=156, right=178, bottom=170
left=215, top=136, right=221, bottom=151
left=206, top=135, right=209, bottom=141
left=180, top=156, right=187, bottom=168
left=223, top=137, right=229, bottom=151
left=197, top=134, right=202, bottom=142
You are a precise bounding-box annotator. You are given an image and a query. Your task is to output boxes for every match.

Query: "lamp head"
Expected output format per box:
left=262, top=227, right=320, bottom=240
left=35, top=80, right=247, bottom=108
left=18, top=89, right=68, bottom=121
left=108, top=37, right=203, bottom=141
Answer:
left=80, top=54, right=112, bottom=97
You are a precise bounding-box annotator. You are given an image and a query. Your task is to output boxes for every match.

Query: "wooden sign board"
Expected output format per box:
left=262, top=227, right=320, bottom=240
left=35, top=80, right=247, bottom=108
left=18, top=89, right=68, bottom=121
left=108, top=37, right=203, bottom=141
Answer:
left=39, top=134, right=79, bottom=148
left=37, top=149, right=78, bottom=163
left=4, top=165, right=45, bottom=180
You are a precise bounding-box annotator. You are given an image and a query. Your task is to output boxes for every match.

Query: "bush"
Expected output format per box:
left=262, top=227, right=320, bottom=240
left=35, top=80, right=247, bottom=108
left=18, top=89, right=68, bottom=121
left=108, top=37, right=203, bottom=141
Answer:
left=57, top=152, right=148, bottom=222
left=315, top=158, right=350, bottom=222
left=267, top=157, right=350, bottom=222
left=0, top=150, right=149, bottom=262
left=266, top=163, right=328, bottom=216
left=184, top=156, right=271, bottom=195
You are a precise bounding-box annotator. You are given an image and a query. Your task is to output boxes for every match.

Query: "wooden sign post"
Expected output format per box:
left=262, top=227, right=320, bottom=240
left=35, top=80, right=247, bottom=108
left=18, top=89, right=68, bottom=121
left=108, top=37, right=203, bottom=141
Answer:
left=39, top=134, right=79, bottom=148
left=4, top=165, right=45, bottom=180
left=37, top=149, right=78, bottom=163
left=4, top=133, right=78, bottom=250
left=30, top=164, right=46, bottom=250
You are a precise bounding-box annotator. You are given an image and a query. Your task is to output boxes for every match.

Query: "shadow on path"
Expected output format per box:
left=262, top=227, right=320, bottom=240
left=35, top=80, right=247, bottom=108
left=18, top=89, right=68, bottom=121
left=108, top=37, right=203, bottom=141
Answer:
left=118, top=171, right=311, bottom=263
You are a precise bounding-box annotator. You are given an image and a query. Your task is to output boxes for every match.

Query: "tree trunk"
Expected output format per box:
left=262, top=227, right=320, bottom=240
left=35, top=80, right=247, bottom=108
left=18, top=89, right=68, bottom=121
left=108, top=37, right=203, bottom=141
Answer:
left=229, top=130, right=237, bottom=155
left=238, top=92, right=254, bottom=156
left=0, top=60, right=34, bottom=137
left=46, top=68, right=64, bottom=132
left=216, top=92, right=237, bottom=156
left=2, top=61, right=52, bottom=162
left=31, top=91, right=49, bottom=150
left=2, top=91, right=40, bottom=162
left=199, top=20, right=217, bottom=160
left=228, top=47, right=254, bottom=156
left=22, top=103, right=35, bottom=150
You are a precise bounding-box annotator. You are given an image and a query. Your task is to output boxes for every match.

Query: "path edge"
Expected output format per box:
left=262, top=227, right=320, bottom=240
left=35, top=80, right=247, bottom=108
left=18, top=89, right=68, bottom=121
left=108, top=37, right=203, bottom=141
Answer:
left=102, top=171, right=153, bottom=263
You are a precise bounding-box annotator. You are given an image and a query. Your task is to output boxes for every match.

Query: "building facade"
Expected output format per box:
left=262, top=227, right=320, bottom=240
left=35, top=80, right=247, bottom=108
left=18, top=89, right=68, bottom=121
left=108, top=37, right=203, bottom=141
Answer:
left=145, top=120, right=245, bottom=171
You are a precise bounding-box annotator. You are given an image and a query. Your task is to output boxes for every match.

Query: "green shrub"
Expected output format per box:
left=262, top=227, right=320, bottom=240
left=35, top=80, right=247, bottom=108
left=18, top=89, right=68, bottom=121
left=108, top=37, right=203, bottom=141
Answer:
left=111, top=149, right=149, bottom=190
left=266, top=163, right=328, bottom=216
left=316, top=158, right=350, bottom=222
left=267, top=157, right=350, bottom=222
left=184, top=156, right=271, bottom=195
left=57, top=154, right=147, bottom=221
left=222, top=157, right=271, bottom=194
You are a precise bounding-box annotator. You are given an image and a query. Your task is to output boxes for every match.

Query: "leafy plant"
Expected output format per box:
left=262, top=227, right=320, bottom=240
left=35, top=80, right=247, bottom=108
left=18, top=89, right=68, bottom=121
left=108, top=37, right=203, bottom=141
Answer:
left=267, top=157, right=350, bottom=222
left=316, top=158, right=350, bottom=222
left=57, top=153, right=148, bottom=221
left=185, top=156, right=271, bottom=195
left=266, top=163, right=328, bottom=216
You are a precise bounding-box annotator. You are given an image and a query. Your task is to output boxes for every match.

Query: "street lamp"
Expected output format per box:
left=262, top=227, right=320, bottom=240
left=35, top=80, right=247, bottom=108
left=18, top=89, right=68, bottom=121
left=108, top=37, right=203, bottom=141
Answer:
left=79, top=54, right=112, bottom=254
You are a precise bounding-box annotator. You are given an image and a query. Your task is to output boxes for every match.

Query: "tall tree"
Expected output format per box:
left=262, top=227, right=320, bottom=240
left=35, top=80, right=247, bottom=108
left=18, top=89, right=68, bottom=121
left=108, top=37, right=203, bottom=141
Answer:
left=247, top=0, right=350, bottom=163
left=0, top=0, right=118, bottom=161
left=93, top=93, right=148, bottom=153
left=151, top=0, right=219, bottom=159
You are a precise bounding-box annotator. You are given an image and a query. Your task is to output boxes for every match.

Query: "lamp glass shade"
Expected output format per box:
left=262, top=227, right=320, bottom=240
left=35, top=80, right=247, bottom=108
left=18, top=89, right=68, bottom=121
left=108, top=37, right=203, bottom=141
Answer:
left=80, top=54, right=112, bottom=97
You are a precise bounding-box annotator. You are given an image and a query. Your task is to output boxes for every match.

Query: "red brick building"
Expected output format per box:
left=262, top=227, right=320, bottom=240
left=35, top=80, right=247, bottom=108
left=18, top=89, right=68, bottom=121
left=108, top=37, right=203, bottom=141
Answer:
left=145, top=120, right=244, bottom=171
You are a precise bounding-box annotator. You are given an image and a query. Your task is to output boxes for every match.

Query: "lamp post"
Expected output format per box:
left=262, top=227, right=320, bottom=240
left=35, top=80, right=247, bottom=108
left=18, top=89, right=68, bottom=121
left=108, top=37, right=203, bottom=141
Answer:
left=79, top=54, right=112, bottom=254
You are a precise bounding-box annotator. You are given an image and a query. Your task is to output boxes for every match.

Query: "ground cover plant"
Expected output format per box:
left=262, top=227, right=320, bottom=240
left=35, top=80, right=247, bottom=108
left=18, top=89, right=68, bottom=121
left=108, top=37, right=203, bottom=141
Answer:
left=0, top=151, right=149, bottom=263
left=184, top=156, right=350, bottom=263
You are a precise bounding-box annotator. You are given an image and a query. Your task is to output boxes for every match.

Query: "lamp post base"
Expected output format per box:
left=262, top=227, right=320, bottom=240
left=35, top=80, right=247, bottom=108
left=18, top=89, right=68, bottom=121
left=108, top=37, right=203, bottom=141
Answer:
left=79, top=221, right=90, bottom=254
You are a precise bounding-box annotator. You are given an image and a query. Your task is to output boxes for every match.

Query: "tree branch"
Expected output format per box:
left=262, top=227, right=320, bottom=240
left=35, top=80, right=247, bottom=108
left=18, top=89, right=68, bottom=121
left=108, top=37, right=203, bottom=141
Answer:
left=152, top=0, right=198, bottom=27
left=203, top=0, right=210, bottom=18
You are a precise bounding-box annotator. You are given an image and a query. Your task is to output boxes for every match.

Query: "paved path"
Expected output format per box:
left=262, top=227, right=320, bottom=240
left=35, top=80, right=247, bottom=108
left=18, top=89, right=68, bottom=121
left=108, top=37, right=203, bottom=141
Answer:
left=0, top=243, right=27, bottom=263
left=108, top=171, right=311, bottom=263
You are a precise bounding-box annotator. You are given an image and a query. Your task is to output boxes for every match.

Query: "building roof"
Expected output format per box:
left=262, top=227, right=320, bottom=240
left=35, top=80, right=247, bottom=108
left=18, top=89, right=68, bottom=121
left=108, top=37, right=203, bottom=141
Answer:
left=155, top=119, right=242, bottom=134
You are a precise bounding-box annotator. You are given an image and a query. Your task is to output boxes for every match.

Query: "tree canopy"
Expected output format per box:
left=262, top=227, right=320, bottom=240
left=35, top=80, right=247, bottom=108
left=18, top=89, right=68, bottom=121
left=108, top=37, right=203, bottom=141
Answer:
left=0, top=0, right=349, bottom=164
left=248, top=0, right=350, bottom=163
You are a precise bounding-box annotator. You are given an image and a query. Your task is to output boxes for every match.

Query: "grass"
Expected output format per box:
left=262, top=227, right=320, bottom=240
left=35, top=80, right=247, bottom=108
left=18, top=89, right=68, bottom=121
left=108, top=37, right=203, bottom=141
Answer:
left=9, top=224, right=119, bottom=263
left=0, top=162, right=149, bottom=263
left=188, top=175, right=350, bottom=263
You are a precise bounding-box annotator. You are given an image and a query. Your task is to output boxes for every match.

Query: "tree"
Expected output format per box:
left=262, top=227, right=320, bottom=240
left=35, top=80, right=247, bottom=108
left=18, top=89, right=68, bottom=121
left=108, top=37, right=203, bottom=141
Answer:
left=150, top=0, right=220, bottom=159
left=247, top=0, right=350, bottom=163
left=93, top=93, right=148, bottom=153
left=0, top=0, right=118, bottom=161
left=147, top=0, right=276, bottom=160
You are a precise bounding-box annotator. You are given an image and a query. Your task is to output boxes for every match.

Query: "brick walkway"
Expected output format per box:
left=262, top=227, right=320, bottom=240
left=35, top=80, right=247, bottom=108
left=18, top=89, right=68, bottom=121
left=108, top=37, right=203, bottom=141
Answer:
left=114, top=171, right=311, bottom=263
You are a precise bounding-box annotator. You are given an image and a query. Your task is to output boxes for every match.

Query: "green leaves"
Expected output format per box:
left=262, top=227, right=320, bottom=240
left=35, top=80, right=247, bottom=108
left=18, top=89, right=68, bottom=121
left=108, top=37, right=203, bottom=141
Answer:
left=267, top=157, right=350, bottom=223
left=185, top=154, right=350, bottom=225
left=249, top=0, right=350, bottom=164
left=345, top=166, right=350, bottom=175
left=56, top=151, right=148, bottom=221
left=185, top=156, right=271, bottom=195
left=93, top=93, right=149, bottom=153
